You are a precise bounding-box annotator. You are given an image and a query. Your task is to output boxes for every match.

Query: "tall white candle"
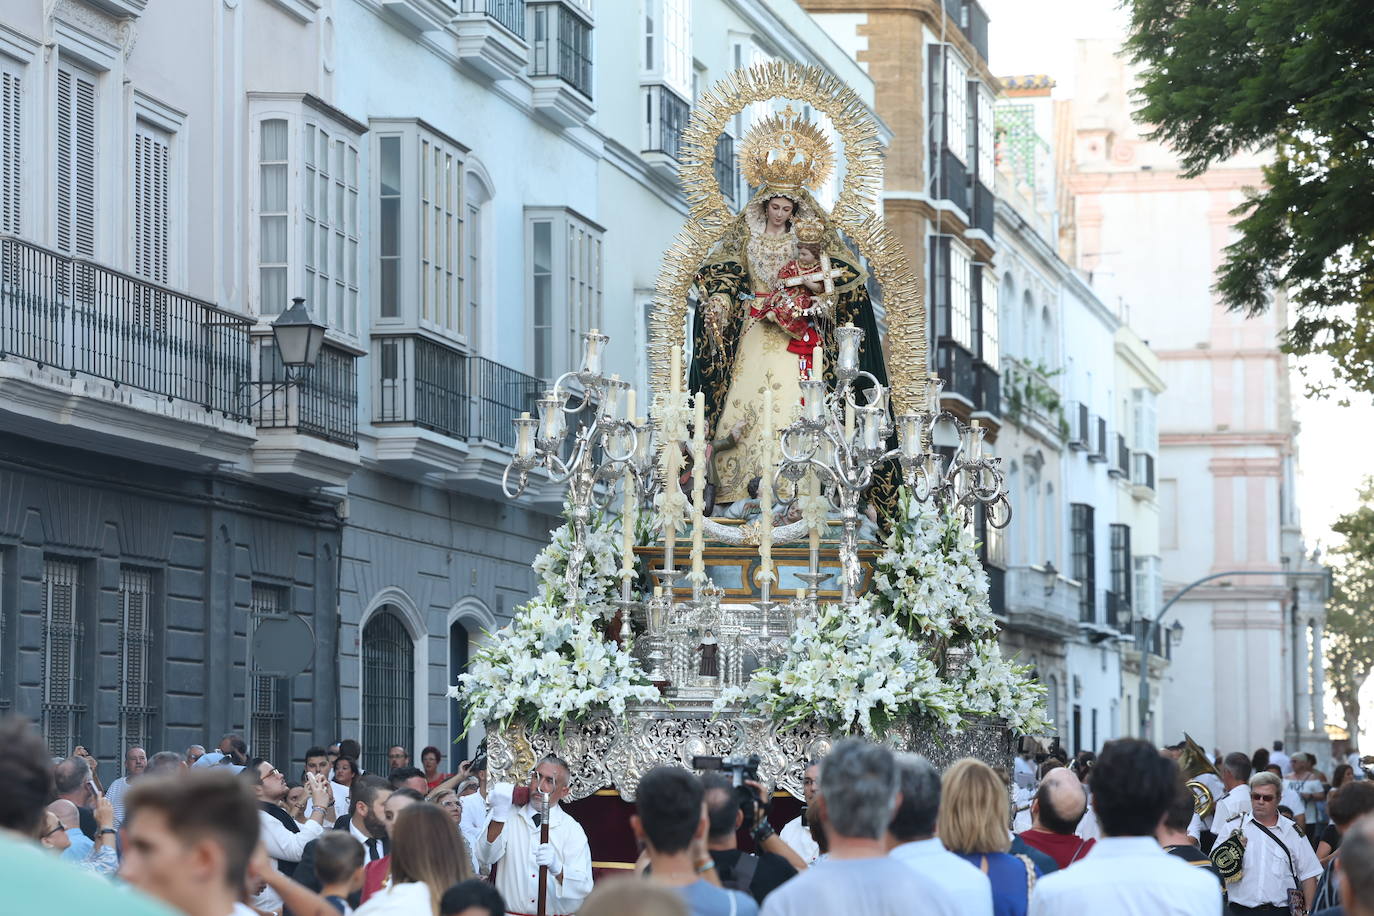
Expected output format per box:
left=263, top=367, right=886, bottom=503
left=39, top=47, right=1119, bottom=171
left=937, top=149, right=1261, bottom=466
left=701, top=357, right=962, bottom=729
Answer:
left=670, top=341, right=682, bottom=405
left=621, top=467, right=636, bottom=578
left=812, top=344, right=824, bottom=380
left=690, top=393, right=707, bottom=581
left=625, top=388, right=636, bottom=429
left=759, top=389, right=774, bottom=586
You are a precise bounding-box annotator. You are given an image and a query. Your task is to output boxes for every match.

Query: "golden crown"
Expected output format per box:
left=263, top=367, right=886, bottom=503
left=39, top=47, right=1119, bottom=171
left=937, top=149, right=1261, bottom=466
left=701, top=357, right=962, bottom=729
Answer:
left=739, top=105, right=834, bottom=194
left=793, top=216, right=825, bottom=244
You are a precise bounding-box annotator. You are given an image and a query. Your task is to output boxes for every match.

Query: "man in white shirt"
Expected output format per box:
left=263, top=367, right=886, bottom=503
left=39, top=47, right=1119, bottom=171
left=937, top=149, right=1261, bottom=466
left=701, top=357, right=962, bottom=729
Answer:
left=887, top=753, right=992, bottom=916
left=1335, top=814, right=1374, bottom=916
left=104, top=745, right=147, bottom=828
left=244, top=756, right=332, bottom=912
left=779, top=760, right=821, bottom=866
left=1226, top=771, right=1322, bottom=914
left=1270, top=741, right=1292, bottom=776
left=121, top=768, right=266, bottom=916
left=761, top=740, right=953, bottom=916
left=1028, top=738, right=1220, bottom=916
left=303, top=745, right=350, bottom=821
left=1212, top=751, right=1255, bottom=838
left=475, top=754, right=593, bottom=916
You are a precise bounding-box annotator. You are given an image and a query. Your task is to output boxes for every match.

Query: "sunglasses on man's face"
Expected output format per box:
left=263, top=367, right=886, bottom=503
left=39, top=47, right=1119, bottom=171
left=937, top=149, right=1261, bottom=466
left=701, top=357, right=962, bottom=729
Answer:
left=1251, top=792, right=1277, bottom=802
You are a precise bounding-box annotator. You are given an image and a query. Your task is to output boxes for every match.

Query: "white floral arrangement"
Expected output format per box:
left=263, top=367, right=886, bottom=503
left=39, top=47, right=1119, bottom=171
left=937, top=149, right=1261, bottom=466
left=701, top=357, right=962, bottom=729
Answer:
left=448, top=598, right=659, bottom=734
left=870, top=488, right=999, bottom=642
left=530, top=504, right=627, bottom=621
left=958, top=639, right=1052, bottom=735
left=714, top=598, right=962, bottom=737
left=716, top=489, right=1051, bottom=738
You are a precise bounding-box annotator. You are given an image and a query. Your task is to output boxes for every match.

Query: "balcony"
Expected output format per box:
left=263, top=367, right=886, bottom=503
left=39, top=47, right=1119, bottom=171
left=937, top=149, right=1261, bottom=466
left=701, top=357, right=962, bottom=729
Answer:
left=528, top=1, right=594, bottom=127
left=1087, top=415, right=1108, bottom=462
left=370, top=333, right=545, bottom=493
left=1000, top=566, right=1083, bottom=641
left=931, top=145, right=970, bottom=217
left=1110, top=433, right=1129, bottom=478
left=1105, top=590, right=1130, bottom=633
left=1134, top=618, right=1171, bottom=659
left=0, top=234, right=256, bottom=466
left=974, top=361, right=1000, bottom=417
left=250, top=340, right=360, bottom=488
left=972, top=179, right=995, bottom=238
left=936, top=339, right=977, bottom=406
left=451, top=0, right=529, bottom=82
left=1068, top=401, right=1090, bottom=450
left=380, top=0, right=457, bottom=32
left=642, top=84, right=691, bottom=180
left=1132, top=451, right=1156, bottom=499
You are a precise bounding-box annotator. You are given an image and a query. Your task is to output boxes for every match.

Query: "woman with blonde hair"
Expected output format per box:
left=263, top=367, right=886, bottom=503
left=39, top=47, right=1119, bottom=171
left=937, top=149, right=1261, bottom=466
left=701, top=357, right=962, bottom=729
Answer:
left=938, top=758, right=1042, bottom=916
left=357, top=802, right=473, bottom=916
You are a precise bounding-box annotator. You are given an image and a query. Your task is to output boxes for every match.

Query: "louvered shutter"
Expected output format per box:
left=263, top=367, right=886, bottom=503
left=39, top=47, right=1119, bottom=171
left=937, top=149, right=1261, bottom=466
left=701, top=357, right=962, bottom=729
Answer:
left=1, top=61, right=20, bottom=234
left=133, top=123, right=170, bottom=284
left=56, top=65, right=96, bottom=257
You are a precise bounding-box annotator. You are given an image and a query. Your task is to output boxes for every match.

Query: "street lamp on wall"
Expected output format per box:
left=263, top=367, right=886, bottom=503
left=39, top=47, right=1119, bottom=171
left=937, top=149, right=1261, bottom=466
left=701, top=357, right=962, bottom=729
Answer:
left=1169, top=619, right=1184, bottom=644
left=245, top=296, right=329, bottom=409
left=272, top=297, right=327, bottom=372
left=1042, top=560, right=1058, bottom=597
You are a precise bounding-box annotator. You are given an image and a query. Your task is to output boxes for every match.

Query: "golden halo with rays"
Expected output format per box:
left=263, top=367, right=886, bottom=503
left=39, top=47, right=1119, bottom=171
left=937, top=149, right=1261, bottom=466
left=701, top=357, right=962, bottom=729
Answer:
left=648, top=62, right=926, bottom=461
left=738, top=105, right=835, bottom=195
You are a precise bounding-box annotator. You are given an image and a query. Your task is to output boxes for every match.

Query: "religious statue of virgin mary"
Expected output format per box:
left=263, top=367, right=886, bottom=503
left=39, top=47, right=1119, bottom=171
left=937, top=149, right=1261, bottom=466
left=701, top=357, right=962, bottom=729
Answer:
left=688, top=107, right=890, bottom=504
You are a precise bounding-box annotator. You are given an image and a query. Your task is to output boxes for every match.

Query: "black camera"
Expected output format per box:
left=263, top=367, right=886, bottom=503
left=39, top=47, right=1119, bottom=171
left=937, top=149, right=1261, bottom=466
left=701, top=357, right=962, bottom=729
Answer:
left=693, top=754, right=769, bottom=841
left=468, top=738, right=488, bottom=774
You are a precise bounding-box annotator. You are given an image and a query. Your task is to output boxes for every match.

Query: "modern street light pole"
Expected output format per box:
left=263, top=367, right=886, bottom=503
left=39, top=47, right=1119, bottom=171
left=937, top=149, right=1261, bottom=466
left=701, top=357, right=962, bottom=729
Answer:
left=1136, top=568, right=1333, bottom=740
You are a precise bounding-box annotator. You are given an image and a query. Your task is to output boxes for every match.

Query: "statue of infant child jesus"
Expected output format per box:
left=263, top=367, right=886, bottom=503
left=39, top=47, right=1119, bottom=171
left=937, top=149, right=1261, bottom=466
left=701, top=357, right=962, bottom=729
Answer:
left=758, top=240, right=830, bottom=373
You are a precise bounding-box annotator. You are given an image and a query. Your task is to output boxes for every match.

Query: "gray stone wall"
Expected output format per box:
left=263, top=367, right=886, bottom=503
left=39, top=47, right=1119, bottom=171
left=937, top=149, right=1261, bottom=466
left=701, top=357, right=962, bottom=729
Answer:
left=0, top=433, right=341, bottom=774
left=336, top=467, right=558, bottom=766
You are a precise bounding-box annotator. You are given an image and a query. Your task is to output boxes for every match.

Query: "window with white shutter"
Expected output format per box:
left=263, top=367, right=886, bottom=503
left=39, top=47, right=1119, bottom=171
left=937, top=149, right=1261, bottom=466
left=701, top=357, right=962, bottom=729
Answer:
left=258, top=118, right=289, bottom=315
left=56, top=63, right=97, bottom=257
left=132, top=122, right=171, bottom=284
left=304, top=123, right=359, bottom=335
left=1, top=59, right=21, bottom=235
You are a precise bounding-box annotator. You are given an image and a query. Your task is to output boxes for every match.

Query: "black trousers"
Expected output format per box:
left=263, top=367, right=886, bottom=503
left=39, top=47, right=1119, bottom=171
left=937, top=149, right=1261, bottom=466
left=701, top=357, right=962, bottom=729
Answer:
left=1229, top=904, right=1290, bottom=915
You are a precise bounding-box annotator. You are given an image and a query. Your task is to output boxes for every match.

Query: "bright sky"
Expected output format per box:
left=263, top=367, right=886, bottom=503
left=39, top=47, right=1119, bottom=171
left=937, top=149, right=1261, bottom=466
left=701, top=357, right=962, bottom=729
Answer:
left=981, top=0, right=1374, bottom=552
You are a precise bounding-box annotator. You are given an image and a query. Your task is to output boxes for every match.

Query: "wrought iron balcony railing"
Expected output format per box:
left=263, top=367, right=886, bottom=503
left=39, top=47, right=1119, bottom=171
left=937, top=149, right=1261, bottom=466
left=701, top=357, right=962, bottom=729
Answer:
left=530, top=2, right=592, bottom=98
left=936, top=338, right=977, bottom=404
left=253, top=341, right=359, bottom=447
left=461, top=0, right=524, bottom=37
left=373, top=332, right=543, bottom=451
left=1133, top=451, right=1156, bottom=491
left=1111, top=432, right=1130, bottom=478
left=643, top=84, right=690, bottom=162
left=975, top=361, right=1000, bottom=416
left=1105, top=590, right=1129, bottom=631
left=0, top=234, right=253, bottom=420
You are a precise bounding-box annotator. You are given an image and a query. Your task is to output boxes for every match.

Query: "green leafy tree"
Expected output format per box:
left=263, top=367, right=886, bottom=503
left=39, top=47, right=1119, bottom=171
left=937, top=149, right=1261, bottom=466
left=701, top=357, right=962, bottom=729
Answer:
left=1328, top=480, right=1374, bottom=739
left=1124, top=0, right=1374, bottom=398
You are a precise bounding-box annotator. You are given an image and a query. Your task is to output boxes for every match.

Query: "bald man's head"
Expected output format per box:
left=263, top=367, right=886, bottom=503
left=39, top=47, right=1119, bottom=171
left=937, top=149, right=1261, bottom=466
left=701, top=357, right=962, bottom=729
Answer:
left=1033, top=767, right=1086, bottom=835
left=47, top=798, right=79, bottom=830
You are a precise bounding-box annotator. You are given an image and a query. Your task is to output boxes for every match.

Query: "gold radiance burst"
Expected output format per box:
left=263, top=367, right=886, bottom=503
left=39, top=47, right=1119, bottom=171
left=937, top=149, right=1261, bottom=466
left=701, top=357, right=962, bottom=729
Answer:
left=649, top=62, right=927, bottom=465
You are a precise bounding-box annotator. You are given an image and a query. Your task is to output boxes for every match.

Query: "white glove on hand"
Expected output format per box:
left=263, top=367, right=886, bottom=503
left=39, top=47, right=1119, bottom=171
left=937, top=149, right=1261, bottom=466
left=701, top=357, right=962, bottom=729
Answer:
left=534, top=843, right=562, bottom=876
left=488, top=783, right=514, bottom=822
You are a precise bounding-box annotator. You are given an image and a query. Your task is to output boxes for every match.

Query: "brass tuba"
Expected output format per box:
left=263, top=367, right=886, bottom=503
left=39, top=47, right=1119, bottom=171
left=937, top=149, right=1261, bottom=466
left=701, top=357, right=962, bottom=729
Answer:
left=1179, top=732, right=1219, bottom=817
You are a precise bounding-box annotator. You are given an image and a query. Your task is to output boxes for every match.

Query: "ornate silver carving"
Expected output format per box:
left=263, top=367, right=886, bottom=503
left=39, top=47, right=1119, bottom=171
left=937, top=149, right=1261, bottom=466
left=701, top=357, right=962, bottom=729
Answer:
left=485, top=710, right=1011, bottom=802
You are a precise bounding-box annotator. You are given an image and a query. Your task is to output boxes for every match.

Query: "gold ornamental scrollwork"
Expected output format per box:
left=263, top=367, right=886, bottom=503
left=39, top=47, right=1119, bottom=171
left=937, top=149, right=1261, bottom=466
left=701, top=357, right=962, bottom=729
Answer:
left=649, top=61, right=926, bottom=430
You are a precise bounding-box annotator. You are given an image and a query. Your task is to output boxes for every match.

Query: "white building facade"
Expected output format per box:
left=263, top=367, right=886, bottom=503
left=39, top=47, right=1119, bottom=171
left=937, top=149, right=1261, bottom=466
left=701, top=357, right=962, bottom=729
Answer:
left=1064, top=39, right=1326, bottom=756
left=0, top=0, right=878, bottom=768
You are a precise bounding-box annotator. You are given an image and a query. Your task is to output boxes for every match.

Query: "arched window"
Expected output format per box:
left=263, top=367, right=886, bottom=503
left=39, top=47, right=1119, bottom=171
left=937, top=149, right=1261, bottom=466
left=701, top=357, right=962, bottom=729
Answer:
left=362, top=608, right=414, bottom=776
left=1043, top=482, right=1056, bottom=569
left=1000, top=272, right=1018, bottom=358
left=1024, top=470, right=1041, bottom=565
left=1022, top=292, right=1036, bottom=364
left=1007, top=461, right=1020, bottom=565
left=449, top=618, right=470, bottom=759
left=1047, top=674, right=1060, bottom=731
left=1040, top=305, right=1054, bottom=368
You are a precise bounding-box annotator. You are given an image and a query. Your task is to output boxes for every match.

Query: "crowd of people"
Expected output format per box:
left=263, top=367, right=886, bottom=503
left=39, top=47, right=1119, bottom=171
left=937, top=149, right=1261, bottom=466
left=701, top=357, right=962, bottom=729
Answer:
left=6, top=713, right=1374, bottom=916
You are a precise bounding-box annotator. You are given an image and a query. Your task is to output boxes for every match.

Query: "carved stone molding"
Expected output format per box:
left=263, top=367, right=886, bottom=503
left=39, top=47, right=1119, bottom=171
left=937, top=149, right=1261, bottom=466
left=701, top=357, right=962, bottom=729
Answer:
left=485, top=709, right=1011, bottom=802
